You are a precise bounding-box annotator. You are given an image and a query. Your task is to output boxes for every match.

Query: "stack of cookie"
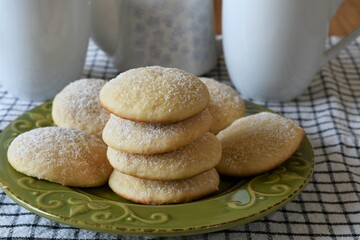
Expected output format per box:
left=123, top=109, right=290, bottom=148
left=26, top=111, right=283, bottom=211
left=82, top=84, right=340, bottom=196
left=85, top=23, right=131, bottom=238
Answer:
left=99, top=66, right=222, bottom=205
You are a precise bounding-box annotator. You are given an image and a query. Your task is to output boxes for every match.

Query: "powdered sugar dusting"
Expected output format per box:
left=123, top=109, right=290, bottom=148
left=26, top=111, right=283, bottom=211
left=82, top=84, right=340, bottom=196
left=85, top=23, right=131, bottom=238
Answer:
left=199, top=77, right=245, bottom=133
left=110, top=168, right=219, bottom=204
left=11, top=127, right=96, bottom=162
left=8, top=127, right=111, bottom=186
left=107, top=132, right=221, bottom=180
left=116, top=66, right=206, bottom=109
left=52, top=79, right=110, bottom=136
left=217, top=112, right=304, bottom=176
left=102, top=66, right=209, bottom=122
left=103, top=108, right=212, bottom=153
left=136, top=168, right=218, bottom=197
left=200, top=77, right=241, bottom=108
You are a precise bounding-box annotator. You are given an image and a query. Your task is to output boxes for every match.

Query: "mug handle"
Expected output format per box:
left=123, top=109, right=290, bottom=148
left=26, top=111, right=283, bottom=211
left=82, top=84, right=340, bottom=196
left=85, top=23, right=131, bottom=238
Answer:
left=321, top=0, right=360, bottom=67
left=321, top=26, right=360, bottom=67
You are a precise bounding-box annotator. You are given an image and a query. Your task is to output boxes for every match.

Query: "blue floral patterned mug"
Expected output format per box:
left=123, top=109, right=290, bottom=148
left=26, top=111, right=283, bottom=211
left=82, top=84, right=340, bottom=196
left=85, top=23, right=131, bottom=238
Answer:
left=91, top=0, right=219, bottom=76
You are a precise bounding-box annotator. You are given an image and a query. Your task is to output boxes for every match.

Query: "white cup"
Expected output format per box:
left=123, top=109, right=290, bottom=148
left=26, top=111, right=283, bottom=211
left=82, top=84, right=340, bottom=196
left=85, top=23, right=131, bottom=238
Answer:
left=91, top=0, right=218, bottom=76
left=223, top=0, right=360, bottom=102
left=0, top=0, right=90, bottom=101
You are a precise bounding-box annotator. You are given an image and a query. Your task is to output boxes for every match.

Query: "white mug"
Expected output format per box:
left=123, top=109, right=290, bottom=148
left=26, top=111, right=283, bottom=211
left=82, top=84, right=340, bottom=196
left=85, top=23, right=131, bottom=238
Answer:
left=223, top=0, right=360, bottom=102
left=91, top=0, right=218, bottom=76
left=0, top=0, right=90, bottom=101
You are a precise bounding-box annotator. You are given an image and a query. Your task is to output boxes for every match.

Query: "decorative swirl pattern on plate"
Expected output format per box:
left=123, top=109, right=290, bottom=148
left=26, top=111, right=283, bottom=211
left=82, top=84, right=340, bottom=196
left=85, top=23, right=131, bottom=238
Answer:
left=11, top=119, right=33, bottom=134
left=28, top=112, right=53, bottom=128
left=17, top=177, right=169, bottom=225
left=40, top=101, right=53, bottom=112
left=6, top=103, right=54, bottom=148
left=228, top=153, right=309, bottom=209
left=0, top=100, right=313, bottom=235
left=6, top=101, right=169, bottom=225
left=28, top=102, right=54, bottom=128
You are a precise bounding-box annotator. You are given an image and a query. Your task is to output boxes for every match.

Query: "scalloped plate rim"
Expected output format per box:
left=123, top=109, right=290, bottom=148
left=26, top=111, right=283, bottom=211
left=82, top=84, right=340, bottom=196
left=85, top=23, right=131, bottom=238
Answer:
left=0, top=100, right=314, bottom=236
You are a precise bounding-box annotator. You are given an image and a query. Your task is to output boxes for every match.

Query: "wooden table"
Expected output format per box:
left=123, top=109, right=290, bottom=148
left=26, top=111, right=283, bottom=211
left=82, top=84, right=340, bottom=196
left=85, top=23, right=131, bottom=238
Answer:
left=214, top=0, right=360, bottom=36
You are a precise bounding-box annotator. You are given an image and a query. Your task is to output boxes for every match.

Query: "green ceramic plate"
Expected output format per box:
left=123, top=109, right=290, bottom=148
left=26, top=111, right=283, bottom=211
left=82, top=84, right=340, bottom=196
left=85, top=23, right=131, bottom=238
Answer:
left=0, top=101, right=313, bottom=236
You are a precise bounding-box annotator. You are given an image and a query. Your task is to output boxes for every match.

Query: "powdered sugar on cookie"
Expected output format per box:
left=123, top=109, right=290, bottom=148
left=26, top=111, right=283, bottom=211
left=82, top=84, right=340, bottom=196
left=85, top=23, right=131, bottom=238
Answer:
left=99, top=66, right=210, bottom=123
left=216, top=112, right=305, bottom=177
left=108, top=168, right=219, bottom=205
left=52, top=79, right=110, bottom=136
left=107, top=132, right=221, bottom=180
left=199, top=77, right=245, bottom=133
left=7, top=127, right=113, bottom=187
left=102, top=109, right=212, bottom=154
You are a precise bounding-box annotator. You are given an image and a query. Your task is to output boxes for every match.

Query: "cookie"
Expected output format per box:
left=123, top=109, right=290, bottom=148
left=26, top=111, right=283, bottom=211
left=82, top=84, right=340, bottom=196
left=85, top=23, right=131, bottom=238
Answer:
left=107, top=132, right=222, bottom=180
left=52, top=79, right=110, bottom=136
left=102, top=109, right=212, bottom=154
left=7, top=127, right=113, bottom=187
left=216, top=112, right=305, bottom=177
left=108, top=168, right=220, bottom=205
left=200, top=77, right=245, bottom=133
left=99, top=66, right=210, bottom=123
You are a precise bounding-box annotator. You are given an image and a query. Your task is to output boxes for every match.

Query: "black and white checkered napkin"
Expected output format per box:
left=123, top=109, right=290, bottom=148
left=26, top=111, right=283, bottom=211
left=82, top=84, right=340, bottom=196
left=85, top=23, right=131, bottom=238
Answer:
left=0, top=38, right=359, bottom=239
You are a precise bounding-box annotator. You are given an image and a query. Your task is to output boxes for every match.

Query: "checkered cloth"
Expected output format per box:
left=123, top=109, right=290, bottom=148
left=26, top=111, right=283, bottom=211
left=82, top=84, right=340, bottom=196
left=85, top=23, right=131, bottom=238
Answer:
left=0, top=38, right=360, bottom=239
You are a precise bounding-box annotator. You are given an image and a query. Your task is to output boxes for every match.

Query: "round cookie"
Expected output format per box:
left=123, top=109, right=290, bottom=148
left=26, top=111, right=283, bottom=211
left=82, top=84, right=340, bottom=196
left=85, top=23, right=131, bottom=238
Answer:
left=99, top=66, right=210, bottom=123
left=107, top=132, right=222, bottom=180
left=200, top=77, right=245, bottom=133
left=102, top=109, right=212, bottom=154
left=7, top=127, right=113, bottom=187
left=108, top=168, right=220, bottom=205
left=216, top=112, right=305, bottom=177
left=52, top=78, right=110, bottom=137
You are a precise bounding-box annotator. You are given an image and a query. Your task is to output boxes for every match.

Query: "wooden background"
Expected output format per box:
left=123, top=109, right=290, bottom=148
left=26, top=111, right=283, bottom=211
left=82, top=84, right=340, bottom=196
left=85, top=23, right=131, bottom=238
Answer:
left=214, top=0, right=360, bottom=36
